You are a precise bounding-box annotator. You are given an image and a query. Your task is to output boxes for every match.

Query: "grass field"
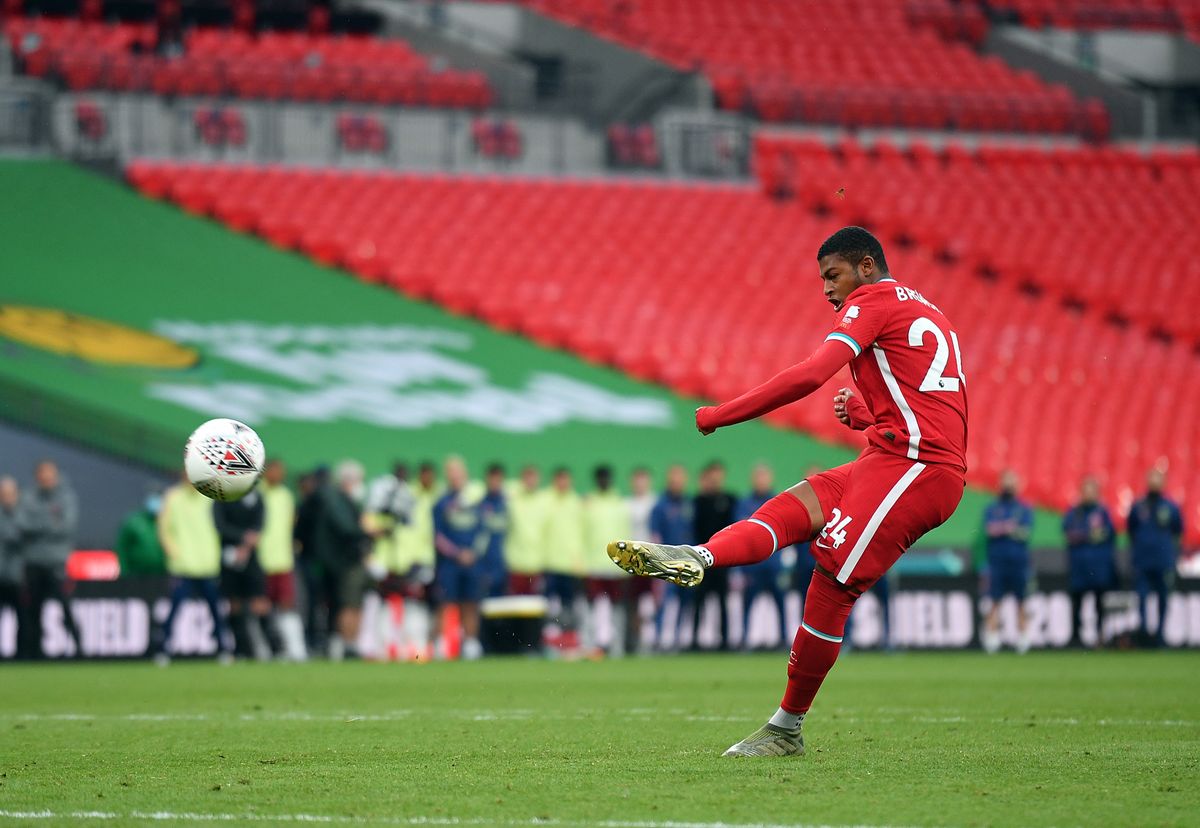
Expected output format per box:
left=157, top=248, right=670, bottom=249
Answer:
left=1, top=652, right=1197, bottom=827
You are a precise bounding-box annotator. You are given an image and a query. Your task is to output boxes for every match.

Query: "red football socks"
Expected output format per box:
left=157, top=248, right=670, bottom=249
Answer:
left=702, top=490, right=814, bottom=568
left=780, top=573, right=859, bottom=715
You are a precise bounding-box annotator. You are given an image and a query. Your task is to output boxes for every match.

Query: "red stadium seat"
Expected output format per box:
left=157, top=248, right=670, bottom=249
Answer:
left=4, top=15, right=494, bottom=109
left=133, top=157, right=1200, bottom=542
left=496, top=0, right=1105, bottom=136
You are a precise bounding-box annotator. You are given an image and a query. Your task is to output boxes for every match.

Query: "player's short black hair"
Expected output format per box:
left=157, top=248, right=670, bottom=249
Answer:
left=552, top=466, right=571, bottom=477
left=486, top=462, right=505, bottom=477
left=593, top=464, right=613, bottom=481
left=703, top=459, right=725, bottom=473
left=418, top=460, right=435, bottom=473
left=817, top=226, right=889, bottom=274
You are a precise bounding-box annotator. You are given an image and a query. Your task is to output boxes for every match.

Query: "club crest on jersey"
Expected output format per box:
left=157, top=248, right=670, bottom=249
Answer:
left=841, top=306, right=860, bottom=326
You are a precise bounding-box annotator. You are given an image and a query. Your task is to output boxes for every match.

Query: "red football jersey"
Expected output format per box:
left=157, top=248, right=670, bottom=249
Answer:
left=825, top=278, right=969, bottom=472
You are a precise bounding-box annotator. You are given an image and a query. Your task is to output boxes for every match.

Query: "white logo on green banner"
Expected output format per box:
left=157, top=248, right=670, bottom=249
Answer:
left=147, top=322, right=673, bottom=433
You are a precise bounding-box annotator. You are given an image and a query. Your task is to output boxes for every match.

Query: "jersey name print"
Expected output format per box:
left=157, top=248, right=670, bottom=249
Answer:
left=825, top=279, right=969, bottom=472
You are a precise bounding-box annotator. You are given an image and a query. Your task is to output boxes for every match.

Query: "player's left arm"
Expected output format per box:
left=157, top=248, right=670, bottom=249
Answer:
left=696, top=340, right=853, bottom=434
left=832, top=386, right=874, bottom=430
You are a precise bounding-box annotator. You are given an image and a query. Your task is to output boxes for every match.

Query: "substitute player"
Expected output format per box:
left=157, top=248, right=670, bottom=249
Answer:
left=607, top=227, right=968, bottom=756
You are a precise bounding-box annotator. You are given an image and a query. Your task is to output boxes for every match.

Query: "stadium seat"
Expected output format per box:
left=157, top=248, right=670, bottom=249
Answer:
left=2, top=16, right=494, bottom=110
left=755, top=134, right=1200, bottom=343
left=479, top=0, right=1106, bottom=136
left=131, top=160, right=1200, bottom=540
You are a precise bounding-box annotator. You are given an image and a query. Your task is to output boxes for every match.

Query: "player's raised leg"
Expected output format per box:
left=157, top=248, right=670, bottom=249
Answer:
left=607, top=479, right=828, bottom=587
left=703, top=482, right=824, bottom=567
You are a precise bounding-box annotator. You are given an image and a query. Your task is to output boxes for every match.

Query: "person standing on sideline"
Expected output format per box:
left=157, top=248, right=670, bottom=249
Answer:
left=156, top=473, right=230, bottom=664
left=477, top=463, right=510, bottom=599
left=692, top=461, right=736, bottom=651
left=582, top=465, right=633, bottom=656
left=542, top=467, right=587, bottom=655
left=737, top=463, right=792, bottom=650
left=19, top=460, right=82, bottom=659
left=624, top=467, right=658, bottom=653
left=364, top=461, right=416, bottom=660
left=433, top=456, right=486, bottom=659
left=1127, top=467, right=1183, bottom=648
left=628, top=467, right=656, bottom=542
left=213, top=486, right=270, bottom=660
left=1062, top=476, right=1116, bottom=648
left=293, top=466, right=329, bottom=653
left=314, top=460, right=374, bottom=660
left=115, top=490, right=167, bottom=577
left=400, top=461, right=440, bottom=658
left=649, top=464, right=694, bottom=650
left=258, top=459, right=305, bottom=661
left=980, top=470, right=1034, bottom=654
left=505, top=465, right=547, bottom=596
left=0, top=477, right=26, bottom=658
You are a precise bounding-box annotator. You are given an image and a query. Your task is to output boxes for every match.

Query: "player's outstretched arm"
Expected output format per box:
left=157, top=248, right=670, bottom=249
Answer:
left=695, top=340, right=853, bottom=435
left=832, top=386, right=874, bottom=431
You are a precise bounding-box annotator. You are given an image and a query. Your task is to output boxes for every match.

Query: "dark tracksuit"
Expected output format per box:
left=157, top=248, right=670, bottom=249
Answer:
left=477, top=490, right=510, bottom=599
left=18, top=484, right=83, bottom=658
left=984, top=495, right=1034, bottom=600
left=0, top=503, right=26, bottom=657
left=1062, top=501, right=1116, bottom=644
left=213, top=490, right=267, bottom=657
left=650, top=492, right=694, bottom=648
left=693, top=489, right=737, bottom=651
left=737, top=490, right=790, bottom=647
left=1127, top=493, right=1183, bottom=645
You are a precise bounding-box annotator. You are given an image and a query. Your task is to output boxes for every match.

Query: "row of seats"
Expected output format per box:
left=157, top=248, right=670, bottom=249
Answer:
left=335, top=114, right=388, bottom=155
left=989, top=0, right=1200, bottom=36
left=126, top=160, right=1200, bottom=539
left=724, top=83, right=1108, bottom=138
left=484, top=0, right=1106, bottom=137
left=193, top=106, right=246, bottom=147
left=606, top=123, right=661, bottom=169
left=4, top=16, right=493, bottom=106
left=755, top=135, right=1200, bottom=343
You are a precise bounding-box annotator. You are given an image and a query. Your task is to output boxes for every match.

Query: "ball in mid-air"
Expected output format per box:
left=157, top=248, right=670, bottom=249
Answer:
left=184, top=418, right=265, bottom=502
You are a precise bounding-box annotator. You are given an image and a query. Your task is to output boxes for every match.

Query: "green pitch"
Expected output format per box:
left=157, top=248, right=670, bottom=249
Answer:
left=1, top=653, right=1197, bottom=827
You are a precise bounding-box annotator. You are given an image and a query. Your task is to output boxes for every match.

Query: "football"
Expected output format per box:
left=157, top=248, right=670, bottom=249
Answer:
left=183, top=418, right=266, bottom=502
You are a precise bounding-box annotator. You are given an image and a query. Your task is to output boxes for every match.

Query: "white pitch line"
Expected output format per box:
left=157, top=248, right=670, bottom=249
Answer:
left=0, top=811, right=919, bottom=828
left=0, top=710, right=1193, bottom=728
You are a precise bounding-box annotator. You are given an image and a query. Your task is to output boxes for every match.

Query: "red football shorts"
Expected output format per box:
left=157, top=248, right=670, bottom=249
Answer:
left=805, top=447, right=964, bottom=593
left=265, top=571, right=297, bottom=607
left=585, top=577, right=654, bottom=601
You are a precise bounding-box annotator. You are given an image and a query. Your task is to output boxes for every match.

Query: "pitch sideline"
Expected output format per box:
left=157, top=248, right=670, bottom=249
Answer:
left=0, top=810, right=919, bottom=828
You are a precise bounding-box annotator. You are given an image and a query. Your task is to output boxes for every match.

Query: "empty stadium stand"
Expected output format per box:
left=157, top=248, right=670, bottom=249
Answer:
left=3, top=16, right=493, bottom=106
left=989, top=0, right=1200, bottom=37
left=126, top=159, right=1200, bottom=536
left=754, top=135, right=1200, bottom=344
left=478, top=0, right=1109, bottom=138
